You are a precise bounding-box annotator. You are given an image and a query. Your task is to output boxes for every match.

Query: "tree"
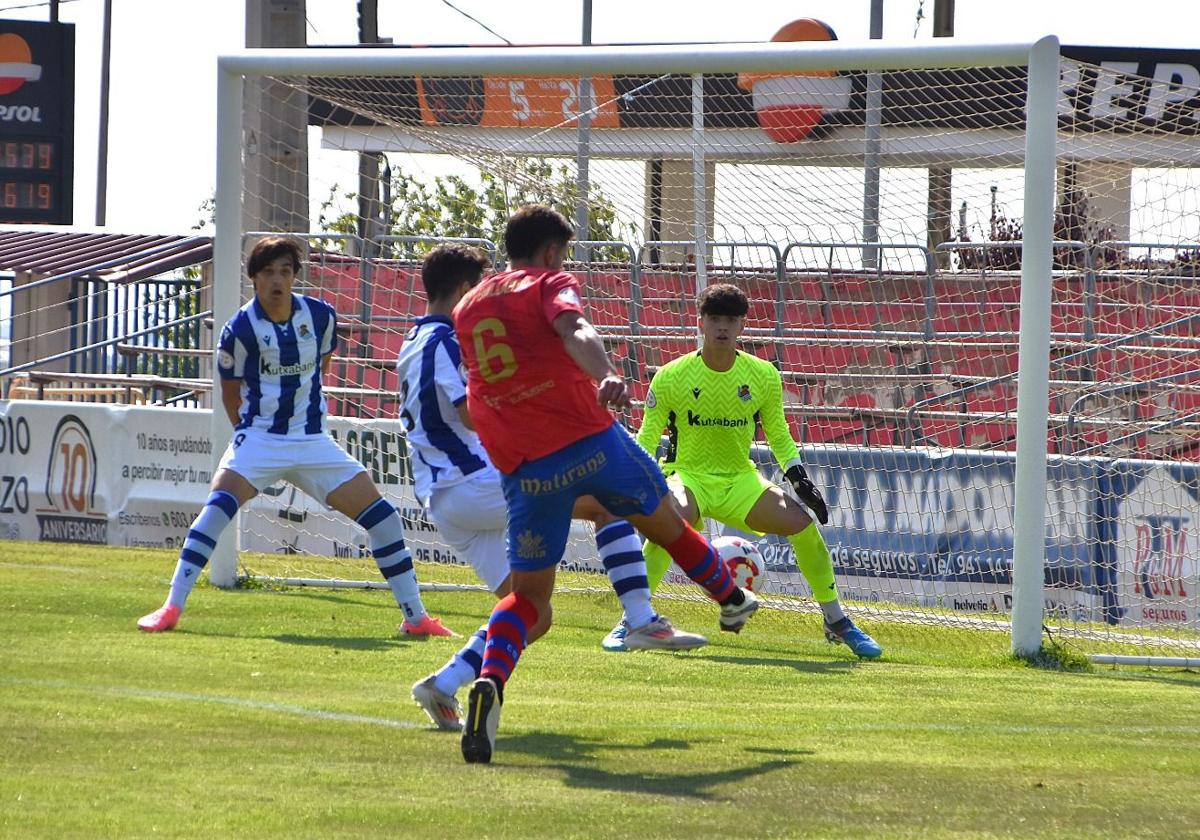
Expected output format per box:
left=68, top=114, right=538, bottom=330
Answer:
left=317, top=158, right=638, bottom=262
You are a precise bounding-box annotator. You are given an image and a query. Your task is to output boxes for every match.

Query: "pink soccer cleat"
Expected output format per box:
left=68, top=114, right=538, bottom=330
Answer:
left=399, top=615, right=458, bottom=637
left=137, top=604, right=181, bottom=633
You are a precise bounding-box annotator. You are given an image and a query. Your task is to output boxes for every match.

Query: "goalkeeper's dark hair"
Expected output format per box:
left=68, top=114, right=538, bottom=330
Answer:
left=505, top=204, right=575, bottom=261
left=247, top=235, right=302, bottom=278
left=697, top=283, right=749, bottom=318
left=421, top=243, right=490, bottom=302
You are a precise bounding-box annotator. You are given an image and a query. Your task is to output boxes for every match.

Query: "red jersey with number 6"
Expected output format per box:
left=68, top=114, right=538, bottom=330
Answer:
left=452, top=268, right=613, bottom=473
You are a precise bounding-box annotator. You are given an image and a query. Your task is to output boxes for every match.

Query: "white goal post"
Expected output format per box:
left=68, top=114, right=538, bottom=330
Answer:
left=210, top=38, right=1062, bottom=659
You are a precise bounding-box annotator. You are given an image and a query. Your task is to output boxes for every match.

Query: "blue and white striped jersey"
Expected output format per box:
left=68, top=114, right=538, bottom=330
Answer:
left=216, top=294, right=337, bottom=436
left=396, top=314, right=495, bottom=505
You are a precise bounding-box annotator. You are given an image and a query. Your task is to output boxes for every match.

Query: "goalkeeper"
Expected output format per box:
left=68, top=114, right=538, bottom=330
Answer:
left=604, top=283, right=881, bottom=659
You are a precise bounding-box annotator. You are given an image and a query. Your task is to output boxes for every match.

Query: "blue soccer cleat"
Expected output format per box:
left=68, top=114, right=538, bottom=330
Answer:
left=824, top=617, right=883, bottom=659
left=601, top=619, right=629, bottom=652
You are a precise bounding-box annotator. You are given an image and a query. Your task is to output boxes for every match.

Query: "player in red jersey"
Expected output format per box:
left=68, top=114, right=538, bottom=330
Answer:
left=452, top=205, right=759, bottom=764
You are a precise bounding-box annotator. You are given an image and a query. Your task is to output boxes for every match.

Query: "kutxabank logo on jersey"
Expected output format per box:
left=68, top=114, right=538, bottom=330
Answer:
left=36, top=414, right=107, bottom=544
left=259, top=357, right=316, bottom=377
left=686, top=410, right=749, bottom=428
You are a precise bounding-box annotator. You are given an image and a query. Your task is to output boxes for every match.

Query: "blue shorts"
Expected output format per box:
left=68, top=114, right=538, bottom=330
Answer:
left=501, top=423, right=668, bottom=572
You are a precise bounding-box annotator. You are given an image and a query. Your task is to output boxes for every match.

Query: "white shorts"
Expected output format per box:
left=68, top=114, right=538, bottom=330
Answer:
left=427, top=474, right=509, bottom=591
left=218, top=427, right=365, bottom=506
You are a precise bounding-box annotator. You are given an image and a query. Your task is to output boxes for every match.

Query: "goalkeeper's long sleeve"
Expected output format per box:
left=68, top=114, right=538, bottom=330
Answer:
left=758, top=365, right=803, bottom=472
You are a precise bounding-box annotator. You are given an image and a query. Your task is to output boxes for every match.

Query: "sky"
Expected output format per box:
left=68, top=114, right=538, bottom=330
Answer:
left=0, top=0, right=1196, bottom=235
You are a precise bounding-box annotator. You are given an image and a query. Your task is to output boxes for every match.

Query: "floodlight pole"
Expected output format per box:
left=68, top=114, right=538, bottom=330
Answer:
left=1010, top=35, right=1060, bottom=659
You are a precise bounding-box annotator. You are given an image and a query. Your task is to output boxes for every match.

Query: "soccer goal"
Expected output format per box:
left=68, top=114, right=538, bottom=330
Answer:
left=210, top=36, right=1200, bottom=665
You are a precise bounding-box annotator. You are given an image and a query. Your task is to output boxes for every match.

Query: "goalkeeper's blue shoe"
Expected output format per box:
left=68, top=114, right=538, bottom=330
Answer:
left=824, top=617, right=883, bottom=659
left=601, top=619, right=629, bottom=652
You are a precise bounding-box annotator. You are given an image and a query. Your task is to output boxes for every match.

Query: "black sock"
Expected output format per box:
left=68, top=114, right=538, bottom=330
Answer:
left=719, top=588, right=746, bottom=608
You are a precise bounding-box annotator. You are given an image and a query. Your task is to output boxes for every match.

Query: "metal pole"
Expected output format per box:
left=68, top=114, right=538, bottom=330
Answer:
left=574, top=0, right=592, bottom=260
left=95, top=0, right=112, bottom=226
left=862, top=0, right=883, bottom=269
left=209, top=61, right=246, bottom=589
left=927, top=0, right=955, bottom=269
left=1010, top=36, right=1060, bottom=659
left=692, top=73, right=707, bottom=319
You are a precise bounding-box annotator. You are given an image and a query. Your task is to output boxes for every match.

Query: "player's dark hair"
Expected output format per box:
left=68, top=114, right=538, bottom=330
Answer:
left=504, top=204, right=575, bottom=261
left=697, top=283, right=749, bottom=318
left=247, top=236, right=302, bottom=278
left=421, top=243, right=490, bottom=302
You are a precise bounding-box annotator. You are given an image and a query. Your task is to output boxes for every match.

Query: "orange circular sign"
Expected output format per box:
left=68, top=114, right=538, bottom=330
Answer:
left=0, top=34, right=41, bottom=96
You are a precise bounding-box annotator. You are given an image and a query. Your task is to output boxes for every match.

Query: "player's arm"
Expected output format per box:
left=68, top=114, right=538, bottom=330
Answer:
left=219, top=378, right=242, bottom=427
left=760, top=366, right=802, bottom=470
left=215, top=322, right=246, bottom=428
left=432, top=331, right=476, bottom=430
left=320, top=303, right=338, bottom=377
left=635, top=366, right=671, bottom=455
left=760, top=367, right=830, bottom=524
left=552, top=311, right=630, bottom=411
left=456, top=402, right=475, bottom=430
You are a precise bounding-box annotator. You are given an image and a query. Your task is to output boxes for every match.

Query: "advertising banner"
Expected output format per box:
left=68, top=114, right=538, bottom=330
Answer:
left=3, top=401, right=1196, bottom=631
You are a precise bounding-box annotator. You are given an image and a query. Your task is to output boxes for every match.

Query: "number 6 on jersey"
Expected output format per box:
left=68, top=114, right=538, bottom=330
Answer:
left=472, top=317, right=518, bottom=383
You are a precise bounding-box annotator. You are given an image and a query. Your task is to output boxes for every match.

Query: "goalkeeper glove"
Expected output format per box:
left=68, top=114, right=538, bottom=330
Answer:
left=785, top=464, right=829, bottom=525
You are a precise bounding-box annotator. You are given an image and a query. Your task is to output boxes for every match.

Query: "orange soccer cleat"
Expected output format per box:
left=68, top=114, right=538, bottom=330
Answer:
left=399, top=615, right=458, bottom=637
left=137, top=604, right=181, bottom=633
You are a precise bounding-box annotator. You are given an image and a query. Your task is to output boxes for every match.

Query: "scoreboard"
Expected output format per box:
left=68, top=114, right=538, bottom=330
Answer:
left=0, top=21, right=73, bottom=225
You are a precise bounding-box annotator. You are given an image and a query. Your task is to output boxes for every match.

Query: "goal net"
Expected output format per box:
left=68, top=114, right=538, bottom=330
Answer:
left=213, top=39, right=1200, bottom=663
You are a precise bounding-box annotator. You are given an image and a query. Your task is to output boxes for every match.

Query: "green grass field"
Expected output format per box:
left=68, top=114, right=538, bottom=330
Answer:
left=2, top=541, right=1198, bottom=839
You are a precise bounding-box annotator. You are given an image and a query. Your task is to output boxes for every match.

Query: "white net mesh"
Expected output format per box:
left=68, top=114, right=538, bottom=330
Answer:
left=150, top=52, right=1200, bottom=658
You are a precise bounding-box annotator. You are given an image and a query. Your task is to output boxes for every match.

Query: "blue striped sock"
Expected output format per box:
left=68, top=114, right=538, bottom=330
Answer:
left=166, top=490, right=238, bottom=609
left=356, top=498, right=426, bottom=622
left=597, top=520, right=655, bottom=628
left=433, top=624, right=487, bottom=696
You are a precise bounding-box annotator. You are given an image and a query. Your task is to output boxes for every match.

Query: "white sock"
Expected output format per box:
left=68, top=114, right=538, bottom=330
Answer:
left=166, top=490, right=238, bottom=610
left=597, top=520, right=655, bottom=629
left=433, top=624, right=487, bottom=696
left=355, top=498, right=427, bottom=622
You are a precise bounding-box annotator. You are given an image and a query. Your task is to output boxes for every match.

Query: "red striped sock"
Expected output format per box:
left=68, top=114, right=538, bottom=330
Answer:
left=664, top=522, right=737, bottom=603
left=479, top=592, right=540, bottom=688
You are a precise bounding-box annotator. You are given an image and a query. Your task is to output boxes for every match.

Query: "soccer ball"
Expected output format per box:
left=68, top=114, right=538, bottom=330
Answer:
left=713, top=535, right=765, bottom=592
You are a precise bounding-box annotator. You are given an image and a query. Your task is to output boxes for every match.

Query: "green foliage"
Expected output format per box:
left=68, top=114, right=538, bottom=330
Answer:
left=318, top=159, right=637, bottom=260
left=1017, top=636, right=1094, bottom=672
left=4, top=541, right=1200, bottom=839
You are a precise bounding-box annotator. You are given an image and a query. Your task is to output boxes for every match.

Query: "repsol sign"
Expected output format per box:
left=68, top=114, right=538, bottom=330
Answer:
left=0, top=105, right=42, bottom=123
left=1058, top=47, right=1200, bottom=133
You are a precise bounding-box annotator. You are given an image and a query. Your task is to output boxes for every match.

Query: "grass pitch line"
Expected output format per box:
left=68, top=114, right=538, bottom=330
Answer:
left=3, top=676, right=426, bottom=731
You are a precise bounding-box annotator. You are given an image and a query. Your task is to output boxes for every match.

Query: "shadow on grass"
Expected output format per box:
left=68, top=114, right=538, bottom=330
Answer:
left=696, top=653, right=860, bottom=674
left=270, top=634, right=409, bottom=651
left=498, top=732, right=808, bottom=798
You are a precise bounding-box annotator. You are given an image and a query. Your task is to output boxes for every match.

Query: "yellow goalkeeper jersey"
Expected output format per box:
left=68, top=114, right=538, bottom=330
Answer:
left=635, top=349, right=801, bottom=476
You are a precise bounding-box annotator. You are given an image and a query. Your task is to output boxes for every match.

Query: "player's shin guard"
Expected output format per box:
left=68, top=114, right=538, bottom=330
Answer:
left=166, top=490, right=239, bottom=609
left=356, top=498, right=427, bottom=623
left=434, top=624, right=488, bottom=695
left=788, top=523, right=846, bottom=624
left=479, top=592, right=539, bottom=689
left=597, top=520, right=655, bottom=628
left=661, top=522, right=738, bottom=604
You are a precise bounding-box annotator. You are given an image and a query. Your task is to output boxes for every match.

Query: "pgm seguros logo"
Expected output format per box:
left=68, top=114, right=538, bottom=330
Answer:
left=36, top=414, right=107, bottom=544
left=1132, top=514, right=1190, bottom=605
left=737, top=19, right=851, bottom=143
